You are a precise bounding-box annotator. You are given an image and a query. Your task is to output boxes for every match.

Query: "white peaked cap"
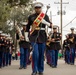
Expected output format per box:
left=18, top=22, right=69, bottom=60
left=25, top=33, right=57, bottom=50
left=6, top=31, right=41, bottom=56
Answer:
left=0, top=31, right=3, bottom=34
left=1, top=33, right=6, bottom=36
left=33, top=2, right=43, bottom=8
left=21, top=22, right=27, bottom=26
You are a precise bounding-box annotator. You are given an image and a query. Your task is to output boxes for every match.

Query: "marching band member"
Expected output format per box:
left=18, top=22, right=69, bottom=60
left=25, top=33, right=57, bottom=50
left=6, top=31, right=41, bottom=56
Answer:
left=8, top=39, right=13, bottom=66
left=26, top=2, right=52, bottom=75
left=46, top=32, right=52, bottom=66
left=18, top=22, right=30, bottom=69
left=0, top=33, right=7, bottom=67
left=48, top=26, right=61, bottom=68
left=63, top=35, right=70, bottom=64
left=0, top=31, right=3, bottom=68
left=68, top=27, right=76, bottom=65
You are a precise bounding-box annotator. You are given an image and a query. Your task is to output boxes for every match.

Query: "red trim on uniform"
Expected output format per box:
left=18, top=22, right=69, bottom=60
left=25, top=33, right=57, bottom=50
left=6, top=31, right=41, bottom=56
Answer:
left=34, top=22, right=38, bottom=26
left=40, top=13, right=45, bottom=17
left=32, top=59, right=34, bottom=70
left=38, top=17, right=42, bottom=20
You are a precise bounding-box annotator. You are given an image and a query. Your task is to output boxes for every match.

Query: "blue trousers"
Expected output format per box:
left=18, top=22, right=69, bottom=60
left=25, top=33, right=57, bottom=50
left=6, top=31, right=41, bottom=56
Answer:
left=8, top=53, right=12, bottom=65
left=5, top=52, right=9, bottom=66
left=49, top=50, right=52, bottom=65
left=31, top=42, right=46, bottom=73
left=70, top=48, right=75, bottom=64
left=51, top=50, right=58, bottom=67
left=2, top=52, right=6, bottom=66
left=0, top=52, right=2, bottom=67
left=20, top=47, right=28, bottom=67
left=65, top=50, right=70, bottom=64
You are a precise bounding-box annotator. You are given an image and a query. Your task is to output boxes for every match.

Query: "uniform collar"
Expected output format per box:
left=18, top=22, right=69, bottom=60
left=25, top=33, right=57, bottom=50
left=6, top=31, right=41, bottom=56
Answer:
left=35, top=13, right=40, bottom=16
left=53, top=32, right=57, bottom=34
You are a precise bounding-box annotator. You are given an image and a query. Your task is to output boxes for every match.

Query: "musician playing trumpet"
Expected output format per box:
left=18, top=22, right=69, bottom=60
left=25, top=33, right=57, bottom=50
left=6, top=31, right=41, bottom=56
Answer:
left=16, top=22, right=30, bottom=69
left=68, top=27, right=76, bottom=65
left=26, top=2, right=52, bottom=75
left=47, top=26, right=61, bottom=68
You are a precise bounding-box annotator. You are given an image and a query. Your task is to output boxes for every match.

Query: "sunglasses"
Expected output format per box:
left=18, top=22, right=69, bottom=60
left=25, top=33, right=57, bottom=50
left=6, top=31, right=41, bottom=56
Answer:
left=35, top=7, right=41, bottom=9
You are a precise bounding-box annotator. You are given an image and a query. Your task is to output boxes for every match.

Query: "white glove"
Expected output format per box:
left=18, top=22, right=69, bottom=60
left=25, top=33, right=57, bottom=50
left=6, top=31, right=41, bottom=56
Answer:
left=42, top=19, right=50, bottom=27
left=24, top=32, right=29, bottom=42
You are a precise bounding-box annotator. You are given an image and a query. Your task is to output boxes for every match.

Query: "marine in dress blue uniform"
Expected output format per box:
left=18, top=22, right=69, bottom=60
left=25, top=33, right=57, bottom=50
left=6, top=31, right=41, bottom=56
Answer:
left=18, top=22, right=30, bottom=69
left=46, top=33, right=52, bottom=66
left=0, top=31, right=3, bottom=68
left=26, top=2, right=52, bottom=75
left=8, top=38, right=13, bottom=66
left=68, top=28, right=76, bottom=65
left=63, top=35, right=70, bottom=64
left=2, top=34, right=7, bottom=67
left=48, top=26, right=61, bottom=68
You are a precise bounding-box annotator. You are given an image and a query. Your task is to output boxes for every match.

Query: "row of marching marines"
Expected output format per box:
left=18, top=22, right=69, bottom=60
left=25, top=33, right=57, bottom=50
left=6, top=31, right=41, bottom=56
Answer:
left=0, top=2, right=76, bottom=75
left=15, top=22, right=76, bottom=75
left=16, top=19, right=76, bottom=75
left=46, top=27, right=76, bottom=67
left=0, top=31, right=14, bottom=69
left=12, top=2, right=76, bottom=75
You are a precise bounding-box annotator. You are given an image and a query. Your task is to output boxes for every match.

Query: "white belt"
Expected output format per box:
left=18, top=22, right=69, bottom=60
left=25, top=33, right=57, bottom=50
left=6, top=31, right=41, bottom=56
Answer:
left=40, top=28, right=45, bottom=30
left=65, top=45, right=67, bottom=47
left=56, top=41, right=60, bottom=43
left=35, top=28, right=45, bottom=30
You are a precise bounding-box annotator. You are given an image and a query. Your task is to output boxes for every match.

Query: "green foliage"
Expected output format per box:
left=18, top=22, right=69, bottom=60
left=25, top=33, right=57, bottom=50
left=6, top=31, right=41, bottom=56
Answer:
left=0, top=0, right=34, bottom=40
left=0, top=0, right=11, bottom=32
left=10, top=7, right=32, bottom=23
left=0, top=0, right=11, bottom=21
left=8, top=0, right=31, bottom=7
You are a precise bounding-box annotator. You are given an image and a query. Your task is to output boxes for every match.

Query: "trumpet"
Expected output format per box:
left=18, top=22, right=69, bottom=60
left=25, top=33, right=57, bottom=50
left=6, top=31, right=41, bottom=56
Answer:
left=46, top=33, right=52, bottom=47
left=15, top=25, right=24, bottom=40
left=46, top=41, right=51, bottom=47
left=69, top=37, right=74, bottom=43
left=15, top=25, right=22, bottom=39
left=15, top=24, right=29, bottom=42
left=46, top=37, right=51, bottom=47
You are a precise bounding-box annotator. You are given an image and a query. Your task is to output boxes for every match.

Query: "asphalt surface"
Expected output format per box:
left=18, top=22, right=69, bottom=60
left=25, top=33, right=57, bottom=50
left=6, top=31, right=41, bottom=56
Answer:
left=0, top=59, right=76, bottom=75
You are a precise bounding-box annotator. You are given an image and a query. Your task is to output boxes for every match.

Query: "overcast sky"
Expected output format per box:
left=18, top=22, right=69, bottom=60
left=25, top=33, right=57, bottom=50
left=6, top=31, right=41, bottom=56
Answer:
left=36, top=0, right=76, bottom=40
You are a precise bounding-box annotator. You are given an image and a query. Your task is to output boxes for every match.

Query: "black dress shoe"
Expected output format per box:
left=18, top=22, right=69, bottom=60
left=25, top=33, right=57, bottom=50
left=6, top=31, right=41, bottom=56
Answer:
left=0, top=66, right=2, bottom=69
left=31, top=72, right=37, bottom=75
left=46, top=62, right=50, bottom=65
left=52, top=65, right=57, bottom=68
left=50, top=64, right=52, bottom=67
left=70, top=63, right=74, bottom=65
left=6, top=64, right=8, bottom=66
left=19, top=66, right=23, bottom=69
left=24, top=67, right=27, bottom=69
left=3, top=65, right=5, bottom=67
left=39, top=72, right=43, bottom=75
left=9, top=63, right=11, bottom=66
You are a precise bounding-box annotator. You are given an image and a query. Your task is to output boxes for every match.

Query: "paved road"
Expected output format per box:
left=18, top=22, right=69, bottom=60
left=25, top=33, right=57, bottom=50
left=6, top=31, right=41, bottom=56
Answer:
left=0, top=59, right=76, bottom=75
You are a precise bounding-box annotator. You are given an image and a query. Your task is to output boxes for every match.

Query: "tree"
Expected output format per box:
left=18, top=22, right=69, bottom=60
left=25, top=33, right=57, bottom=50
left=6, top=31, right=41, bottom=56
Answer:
left=8, top=0, right=32, bottom=7
left=0, top=0, right=11, bottom=31
left=0, top=0, right=35, bottom=52
left=0, top=0, right=33, bottom=32
left=0, top=0, right=34, bottom=42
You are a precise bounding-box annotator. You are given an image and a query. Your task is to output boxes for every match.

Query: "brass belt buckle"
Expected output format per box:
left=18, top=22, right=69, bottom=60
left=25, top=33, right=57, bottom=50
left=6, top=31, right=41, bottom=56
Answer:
left=35, top=27, right=40, bottom=30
